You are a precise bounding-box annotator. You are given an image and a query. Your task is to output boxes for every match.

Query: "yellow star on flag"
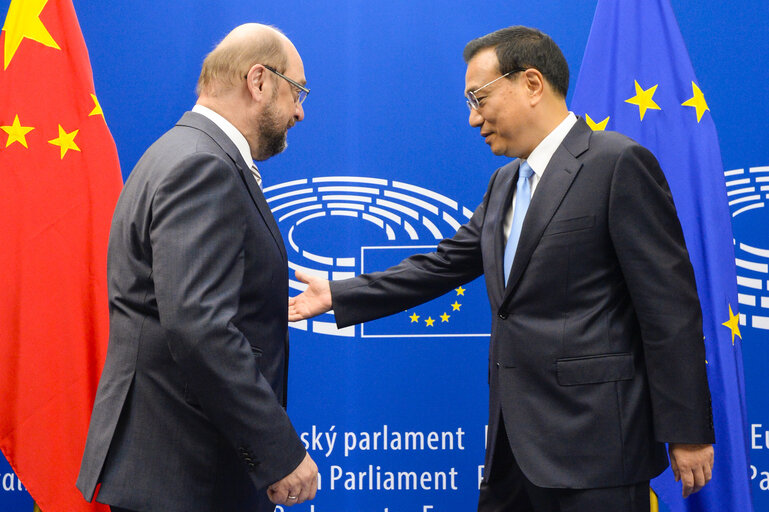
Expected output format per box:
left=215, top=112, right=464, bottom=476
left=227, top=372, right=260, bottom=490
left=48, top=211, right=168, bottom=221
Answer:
left=451, top=301, right=461, bottom=311
left=425, top=317, right=435, bottom=327
left=625, top=80, right=661, bottom=121
left=722, top=304, right=741, bottom=345
left=585, top=114, right=609, bottom=131
left=2, top=0, right=61, bottom=70
left=440, top=313, right=450, bottom=323
left=88, top=94, right=104, bottom=117
left=681, top=82, right=709, bottom=123
left=455, top=286, right=465, bottom=296
left=2, top=115, right=35, bottom=148
left=409, top=312, right=420, bottom=323
left=48, top=125, right=80, bottom=159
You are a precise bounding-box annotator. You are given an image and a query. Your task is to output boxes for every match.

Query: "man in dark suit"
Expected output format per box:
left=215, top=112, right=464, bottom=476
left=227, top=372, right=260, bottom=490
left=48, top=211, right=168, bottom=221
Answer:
left=288, top=26, right=714, bottom=511
left=77, top=24, right=317, bottom=512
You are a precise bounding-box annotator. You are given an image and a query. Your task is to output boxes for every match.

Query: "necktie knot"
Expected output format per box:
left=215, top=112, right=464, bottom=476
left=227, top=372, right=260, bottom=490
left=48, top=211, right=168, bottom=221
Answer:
left=518, top=161, right=534, bottom=180
left=251, top=164, right=262, bottom=188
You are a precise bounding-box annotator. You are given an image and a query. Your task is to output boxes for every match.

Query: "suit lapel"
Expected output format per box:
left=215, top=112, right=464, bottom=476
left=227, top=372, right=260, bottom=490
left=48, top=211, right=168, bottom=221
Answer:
left=176, top=112, right=288, bottom=263
left=237, top=164, right=288, bottom=263
left=491, top=163, right=518, bottom=297
left=502, top=119, right=591, bottom=303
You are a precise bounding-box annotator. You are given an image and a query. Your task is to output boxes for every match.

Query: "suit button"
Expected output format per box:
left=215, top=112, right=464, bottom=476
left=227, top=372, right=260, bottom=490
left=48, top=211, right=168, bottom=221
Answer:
left=498, top=313, right=508, bottom=320
left=496, top=362, right=500, bottom=368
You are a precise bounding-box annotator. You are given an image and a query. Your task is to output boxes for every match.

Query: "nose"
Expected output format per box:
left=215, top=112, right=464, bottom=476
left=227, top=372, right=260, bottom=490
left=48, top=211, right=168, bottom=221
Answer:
left=468, top=107, right=483, bottom=128
left=294, top=100, right=305, bottom=122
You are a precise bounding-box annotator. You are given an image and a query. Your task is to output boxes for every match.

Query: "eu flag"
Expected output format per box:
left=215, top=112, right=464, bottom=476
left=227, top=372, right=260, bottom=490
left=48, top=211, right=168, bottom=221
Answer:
left=570, top=0, right=752, bottom=510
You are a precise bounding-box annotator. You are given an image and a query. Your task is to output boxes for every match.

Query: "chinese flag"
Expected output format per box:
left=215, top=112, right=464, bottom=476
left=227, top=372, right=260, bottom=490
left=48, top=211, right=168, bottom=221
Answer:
left=0, top=0, right=121, bottom=510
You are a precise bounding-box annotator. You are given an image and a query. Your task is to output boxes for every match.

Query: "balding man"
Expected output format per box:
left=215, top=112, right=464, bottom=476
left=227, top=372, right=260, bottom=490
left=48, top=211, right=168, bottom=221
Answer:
left=77, top=24, right=317, bottom=512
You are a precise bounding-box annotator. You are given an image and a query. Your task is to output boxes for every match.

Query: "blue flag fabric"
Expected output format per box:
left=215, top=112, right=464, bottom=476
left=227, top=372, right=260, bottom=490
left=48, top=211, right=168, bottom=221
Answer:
left=570, top=0, right=752, bottom=510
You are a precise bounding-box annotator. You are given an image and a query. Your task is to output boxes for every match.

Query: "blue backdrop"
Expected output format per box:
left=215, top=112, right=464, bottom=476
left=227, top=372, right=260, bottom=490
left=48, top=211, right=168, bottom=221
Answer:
left=1, top=0, right=768, bottom=510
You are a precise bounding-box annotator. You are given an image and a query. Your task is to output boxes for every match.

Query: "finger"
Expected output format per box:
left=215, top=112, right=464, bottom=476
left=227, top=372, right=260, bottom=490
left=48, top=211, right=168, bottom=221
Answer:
left=294, top=474, right=314, bottom=503
left=681, top=470, right=694, bottom=498
left=299, top=471, right=318, bottom=503
left=271, top=483, right=291, bottom=505
left=692, top=465, right=707, bottom=494
left=267, top=487, right=281, bottom=504
left=294, top=486, right=308, bottom=504
left=295, top=270, right=311, bottom=284
left=285, top=490, right=299, bottom=506
left=309, top=469, right=319, bottom=500
left=704, top=461, right=713, bottom=483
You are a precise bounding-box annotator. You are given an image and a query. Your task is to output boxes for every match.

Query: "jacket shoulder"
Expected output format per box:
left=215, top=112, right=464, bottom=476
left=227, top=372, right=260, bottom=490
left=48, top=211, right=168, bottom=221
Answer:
left=587, top=129, right=644, bottom=155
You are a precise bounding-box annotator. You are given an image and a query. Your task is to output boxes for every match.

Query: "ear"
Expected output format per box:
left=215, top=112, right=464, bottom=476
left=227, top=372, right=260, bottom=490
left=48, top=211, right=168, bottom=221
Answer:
left=522, top=69, right=546, bottom=106
left=245, top=64, right=267, bottom=100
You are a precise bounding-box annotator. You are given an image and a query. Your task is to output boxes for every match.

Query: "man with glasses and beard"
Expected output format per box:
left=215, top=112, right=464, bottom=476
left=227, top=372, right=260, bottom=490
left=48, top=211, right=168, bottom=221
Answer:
left=77, top=23, right=316, bottom=512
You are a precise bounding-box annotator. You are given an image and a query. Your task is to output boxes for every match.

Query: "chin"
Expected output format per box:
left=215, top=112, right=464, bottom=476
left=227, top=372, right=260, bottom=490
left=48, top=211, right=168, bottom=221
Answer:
left=489, top=145, right=507, bottom=156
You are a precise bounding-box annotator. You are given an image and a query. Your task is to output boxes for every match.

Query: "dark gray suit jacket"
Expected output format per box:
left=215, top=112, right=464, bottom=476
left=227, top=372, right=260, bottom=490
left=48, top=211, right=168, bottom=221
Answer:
left=77, top=112, right=305, bottom=511
left=330, top=118, right=714, bottom=489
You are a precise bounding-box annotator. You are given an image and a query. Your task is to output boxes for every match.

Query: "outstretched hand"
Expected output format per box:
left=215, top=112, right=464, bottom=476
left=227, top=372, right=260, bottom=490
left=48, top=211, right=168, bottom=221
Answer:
left=668, top=443, right=714, bottom=498
left=288, top=270, right=333, bottom=321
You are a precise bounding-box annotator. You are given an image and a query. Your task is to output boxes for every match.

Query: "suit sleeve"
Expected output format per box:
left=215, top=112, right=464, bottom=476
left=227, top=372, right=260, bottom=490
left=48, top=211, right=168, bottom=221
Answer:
left=150, top=152, right=305, bottom=488
left=331, top=170, right=501, bottom=328
left=608, top=144, right=714, bottom=444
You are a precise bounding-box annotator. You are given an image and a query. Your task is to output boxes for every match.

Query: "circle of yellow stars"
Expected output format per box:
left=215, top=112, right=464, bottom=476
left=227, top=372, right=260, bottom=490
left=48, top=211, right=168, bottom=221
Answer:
left=407, top=286, right=465, bottom=327
left=583, top=79, right=710, bottom=132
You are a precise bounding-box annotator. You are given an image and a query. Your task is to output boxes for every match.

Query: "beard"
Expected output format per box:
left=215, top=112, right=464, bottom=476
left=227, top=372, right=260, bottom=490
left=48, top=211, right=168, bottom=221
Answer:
left=254, top=100, right=290, bottom=161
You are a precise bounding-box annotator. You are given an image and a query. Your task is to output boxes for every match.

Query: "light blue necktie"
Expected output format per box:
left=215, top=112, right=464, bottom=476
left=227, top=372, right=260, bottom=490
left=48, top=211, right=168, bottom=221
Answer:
left=503, top=161, right=534, bottom=285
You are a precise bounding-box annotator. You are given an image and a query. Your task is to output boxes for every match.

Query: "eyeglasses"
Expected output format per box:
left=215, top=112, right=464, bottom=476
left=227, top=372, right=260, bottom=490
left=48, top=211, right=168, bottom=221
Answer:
left=262, top=64, right=310, bottom=105
left=465, top=68, right=526, bottom=111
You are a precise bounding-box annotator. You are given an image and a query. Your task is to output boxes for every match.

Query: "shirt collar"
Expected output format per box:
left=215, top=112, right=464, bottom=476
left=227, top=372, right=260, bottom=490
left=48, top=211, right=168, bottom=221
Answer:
left=525, top=111, right=578, bottom=179
left=192, top=104, right=254, bottom=171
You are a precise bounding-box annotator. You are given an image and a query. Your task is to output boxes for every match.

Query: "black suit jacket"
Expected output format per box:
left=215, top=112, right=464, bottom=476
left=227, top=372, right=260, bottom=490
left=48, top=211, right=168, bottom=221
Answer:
left=77, top=112, right=305, bottom=511
left=330, top=118, right=714, bottom=489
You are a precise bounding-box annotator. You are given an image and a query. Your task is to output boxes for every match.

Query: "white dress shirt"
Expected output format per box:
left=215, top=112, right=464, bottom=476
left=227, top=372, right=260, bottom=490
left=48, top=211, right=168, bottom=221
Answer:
left=503, top=112, right=578, bottom=241
left=192, top=104, right=262, bottom=187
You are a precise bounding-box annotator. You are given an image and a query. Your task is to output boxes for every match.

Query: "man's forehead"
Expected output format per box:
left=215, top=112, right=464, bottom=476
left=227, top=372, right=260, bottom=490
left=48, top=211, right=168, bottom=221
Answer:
left=465, top=48, right=500, bottom=90
left=285, top=50, right=307, bottom=85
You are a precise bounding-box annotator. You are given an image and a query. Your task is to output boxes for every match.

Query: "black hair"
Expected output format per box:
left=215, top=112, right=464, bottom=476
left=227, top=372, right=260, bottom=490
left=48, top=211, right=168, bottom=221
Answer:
left=463, top=26, right=569, bottom=98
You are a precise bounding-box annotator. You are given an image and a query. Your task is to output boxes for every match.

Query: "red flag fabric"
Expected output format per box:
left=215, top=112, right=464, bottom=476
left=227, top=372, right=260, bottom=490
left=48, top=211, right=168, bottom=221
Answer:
left=0, top=0, right=121, bottom=510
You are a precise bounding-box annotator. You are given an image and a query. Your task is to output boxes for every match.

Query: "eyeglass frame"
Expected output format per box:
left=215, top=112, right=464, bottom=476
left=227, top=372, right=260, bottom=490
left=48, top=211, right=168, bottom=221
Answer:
left=465, top=67, right=526, bottom=111
left=246, top=64, right=310, bottom=105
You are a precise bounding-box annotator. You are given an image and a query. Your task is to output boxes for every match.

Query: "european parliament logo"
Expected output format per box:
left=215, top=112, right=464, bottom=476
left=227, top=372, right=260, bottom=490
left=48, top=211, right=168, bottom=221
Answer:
left=726, top=164, right=769, bottom=331
left=265, top=176, right=490, bottom=338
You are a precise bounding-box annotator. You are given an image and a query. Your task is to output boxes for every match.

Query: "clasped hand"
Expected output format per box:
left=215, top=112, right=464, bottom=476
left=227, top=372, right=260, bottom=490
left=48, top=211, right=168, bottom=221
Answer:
left=267, top=452, right=318, bottom=506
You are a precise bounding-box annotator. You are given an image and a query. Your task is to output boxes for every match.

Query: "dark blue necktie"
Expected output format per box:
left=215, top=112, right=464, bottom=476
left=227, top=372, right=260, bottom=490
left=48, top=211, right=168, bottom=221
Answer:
left=503, top=161, right=534, bottom=284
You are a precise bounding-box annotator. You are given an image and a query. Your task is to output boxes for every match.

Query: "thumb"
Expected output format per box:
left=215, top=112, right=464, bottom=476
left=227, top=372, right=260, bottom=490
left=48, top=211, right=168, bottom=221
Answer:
left=294, top=269, right=311, bottom=285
